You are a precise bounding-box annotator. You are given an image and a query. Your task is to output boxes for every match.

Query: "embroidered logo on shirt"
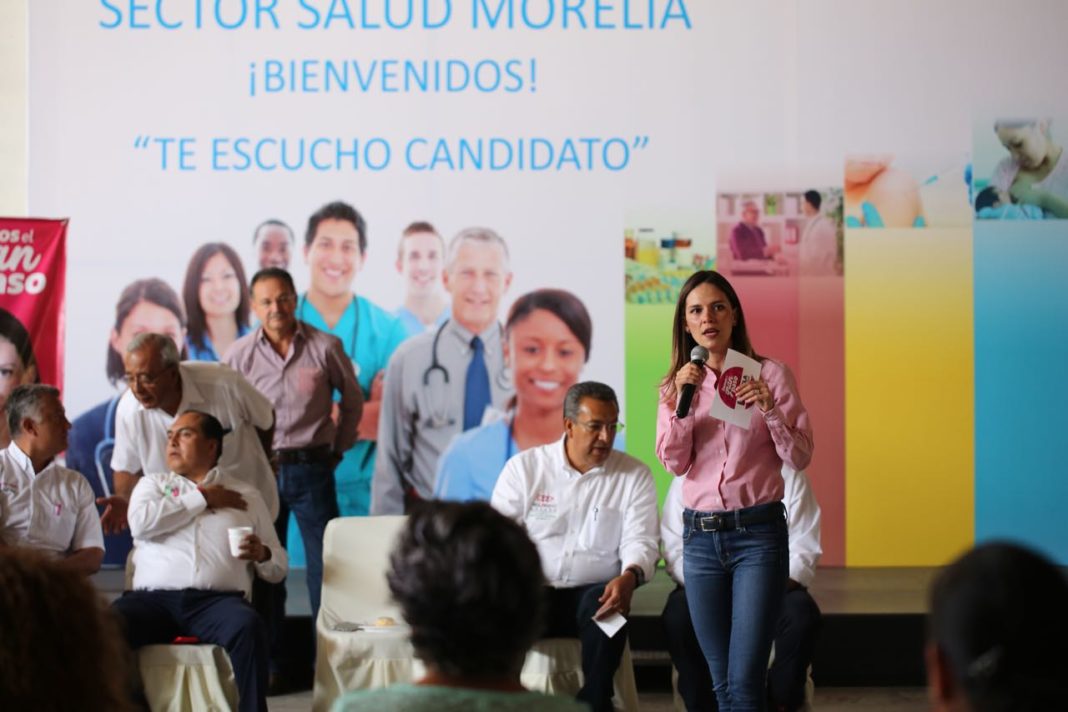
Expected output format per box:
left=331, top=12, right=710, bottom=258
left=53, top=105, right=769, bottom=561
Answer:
left=529, top=492, right=557, bottom=521
left=156, top=481, right=185, bottom=499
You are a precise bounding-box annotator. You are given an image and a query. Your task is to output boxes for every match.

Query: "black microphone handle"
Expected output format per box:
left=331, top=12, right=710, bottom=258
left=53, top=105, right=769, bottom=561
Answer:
left=675, top=382, right=697, bottom=418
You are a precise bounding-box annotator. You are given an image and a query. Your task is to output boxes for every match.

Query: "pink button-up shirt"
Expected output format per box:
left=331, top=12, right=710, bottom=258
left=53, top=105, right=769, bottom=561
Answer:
left=224, top=323, right=362, bottom=453
left=655, top=358, right=813, bottom=512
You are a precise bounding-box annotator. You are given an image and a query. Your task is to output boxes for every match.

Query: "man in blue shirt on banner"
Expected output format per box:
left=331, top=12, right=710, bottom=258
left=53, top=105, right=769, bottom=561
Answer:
left=295, top=201, right=408, bottom=519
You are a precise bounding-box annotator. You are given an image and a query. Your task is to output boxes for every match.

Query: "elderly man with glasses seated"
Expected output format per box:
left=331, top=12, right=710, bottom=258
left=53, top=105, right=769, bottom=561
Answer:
left=491, top=381, right=659, bottom=712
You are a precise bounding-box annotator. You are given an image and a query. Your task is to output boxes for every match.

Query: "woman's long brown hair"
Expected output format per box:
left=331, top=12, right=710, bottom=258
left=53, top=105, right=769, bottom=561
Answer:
left=660, top=270, right=760, bottom=402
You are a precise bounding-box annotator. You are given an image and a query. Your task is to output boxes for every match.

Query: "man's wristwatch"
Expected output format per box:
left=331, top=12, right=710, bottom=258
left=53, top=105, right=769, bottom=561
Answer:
left=623, top=565, right=645, bottom=586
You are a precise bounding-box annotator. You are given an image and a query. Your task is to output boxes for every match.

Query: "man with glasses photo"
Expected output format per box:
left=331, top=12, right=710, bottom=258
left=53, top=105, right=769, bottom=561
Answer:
left=98, top=333, right=276, bottom=535
left=490, top=381, right=659, bottom=712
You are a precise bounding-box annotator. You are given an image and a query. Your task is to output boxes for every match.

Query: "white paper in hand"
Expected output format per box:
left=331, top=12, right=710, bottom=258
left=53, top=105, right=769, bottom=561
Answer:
left=593, top=611, right=627, bottom=638
left=708, top=348, right=762, bottom=429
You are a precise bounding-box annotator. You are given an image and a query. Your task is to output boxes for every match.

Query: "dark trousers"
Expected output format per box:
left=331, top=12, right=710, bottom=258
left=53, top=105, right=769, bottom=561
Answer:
left=543, top=584, right=627, bottom=712
left=661, top=585, right=821, bottom=712
left=270, top=460, right=339, bottom=670
left=112, top=589, right=268, bottom=712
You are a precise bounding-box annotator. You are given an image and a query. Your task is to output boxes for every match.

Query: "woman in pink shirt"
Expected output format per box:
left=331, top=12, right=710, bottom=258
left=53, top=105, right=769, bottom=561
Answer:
left=656, top=270, right=812, bottom=712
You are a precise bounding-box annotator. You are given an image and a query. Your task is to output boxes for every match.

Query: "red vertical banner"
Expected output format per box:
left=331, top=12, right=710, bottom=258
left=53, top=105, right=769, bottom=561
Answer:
left=0, top=218, right=67, bottom=393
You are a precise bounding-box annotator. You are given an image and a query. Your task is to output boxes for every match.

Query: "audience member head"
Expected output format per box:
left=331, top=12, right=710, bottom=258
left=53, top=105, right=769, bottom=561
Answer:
left=0, top=548, right=132, bottom=711
left=926, top=541, right=1068, bottom=712
left=106, top=278, right=187, bottom=386
left=387, top=501, right=545, bottom=683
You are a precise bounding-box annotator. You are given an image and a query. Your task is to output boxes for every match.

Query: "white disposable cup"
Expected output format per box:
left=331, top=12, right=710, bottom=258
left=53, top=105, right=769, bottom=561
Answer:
left=228, top=526, right=253, bottom=557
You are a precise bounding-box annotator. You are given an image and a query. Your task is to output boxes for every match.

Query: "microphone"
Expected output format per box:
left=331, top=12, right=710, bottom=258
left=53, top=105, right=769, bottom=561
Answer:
left=675, top=345, right=710, bottom=418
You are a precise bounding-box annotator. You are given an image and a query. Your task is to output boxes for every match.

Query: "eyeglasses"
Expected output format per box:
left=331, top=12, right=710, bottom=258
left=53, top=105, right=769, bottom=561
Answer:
left=572, top=420, right=624, bottom=435
left=124, top=367, right=172, bottom=387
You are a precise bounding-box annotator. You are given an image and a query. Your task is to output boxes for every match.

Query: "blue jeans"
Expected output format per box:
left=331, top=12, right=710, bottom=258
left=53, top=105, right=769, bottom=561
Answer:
left=683, top=503, right=788, bottom=712
left=542, top=584, right=628, bottom=712
left=274, top=461, right=339, bottom=628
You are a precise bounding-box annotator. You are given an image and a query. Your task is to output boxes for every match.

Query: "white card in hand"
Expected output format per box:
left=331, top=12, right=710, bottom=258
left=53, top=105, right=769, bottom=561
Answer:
left=709, top=348, right=762, bottom=429
left=593, top=611, right=627, bottom=638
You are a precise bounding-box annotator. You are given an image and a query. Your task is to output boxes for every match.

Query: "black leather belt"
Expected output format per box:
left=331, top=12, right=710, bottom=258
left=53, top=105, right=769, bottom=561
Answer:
left=273, top=445, right=334, bottom=465
left=689, top=502, right=784, bottom=532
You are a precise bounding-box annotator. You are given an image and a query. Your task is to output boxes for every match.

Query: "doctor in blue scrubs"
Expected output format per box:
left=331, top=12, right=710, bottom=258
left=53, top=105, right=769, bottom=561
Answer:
left=296, top=201, right=408, bottom=518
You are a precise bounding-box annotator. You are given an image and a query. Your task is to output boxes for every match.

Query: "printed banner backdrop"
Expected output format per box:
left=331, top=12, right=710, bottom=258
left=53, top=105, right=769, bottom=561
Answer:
left=25, top=1, right=1068, bottom=565
left=0, top=217, right=67, bottom=396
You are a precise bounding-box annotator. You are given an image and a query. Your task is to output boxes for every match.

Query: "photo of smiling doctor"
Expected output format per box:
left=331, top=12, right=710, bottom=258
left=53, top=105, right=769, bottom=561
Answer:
left=433, top=288, right=592, bottom=502
left=296, top=201, right=408, bottom=517
left=372, top=227, right=514, bottom=514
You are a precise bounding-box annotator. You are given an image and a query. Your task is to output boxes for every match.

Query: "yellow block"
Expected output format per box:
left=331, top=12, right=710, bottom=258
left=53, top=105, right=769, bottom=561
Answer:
left=845, top=228, right=974, bottom=565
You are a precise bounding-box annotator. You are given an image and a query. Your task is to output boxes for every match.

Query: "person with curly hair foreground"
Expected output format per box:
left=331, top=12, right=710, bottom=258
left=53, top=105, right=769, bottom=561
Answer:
left=333, top=501, right=586, bottom=711
left=0, top=548, right=132, bottom=712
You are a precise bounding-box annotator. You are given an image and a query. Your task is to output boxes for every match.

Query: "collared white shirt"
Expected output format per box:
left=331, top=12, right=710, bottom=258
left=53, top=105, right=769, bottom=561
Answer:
left=662, top=465, right=822, bottom=588
left=111, top=361, right=278, bottom=519
left=0, top=442, right=104, bottom=557
left=373, top=319, right=513, bottom=514
left=128, top=467, right=287, bottom=595
left=491, top=436, right=659, bottom=588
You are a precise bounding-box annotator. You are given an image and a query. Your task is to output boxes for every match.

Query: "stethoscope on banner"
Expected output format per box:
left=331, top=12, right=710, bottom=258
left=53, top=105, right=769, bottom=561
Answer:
left=423, top=319, right=510, bottom=429
left=92, top=393, right=122, bottom=498
left=297, top=294, right=362, bottom=379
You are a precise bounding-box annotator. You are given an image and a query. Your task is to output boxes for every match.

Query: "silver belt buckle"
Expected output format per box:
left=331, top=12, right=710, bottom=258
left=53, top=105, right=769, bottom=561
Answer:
left=698, top=514, right=724, bottom=532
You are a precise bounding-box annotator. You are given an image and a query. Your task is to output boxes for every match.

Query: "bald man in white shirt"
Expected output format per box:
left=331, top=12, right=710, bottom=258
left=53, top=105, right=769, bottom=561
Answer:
left=492, top=382, right=659, bottom=712
left=111, top=410, right=287, bottom=712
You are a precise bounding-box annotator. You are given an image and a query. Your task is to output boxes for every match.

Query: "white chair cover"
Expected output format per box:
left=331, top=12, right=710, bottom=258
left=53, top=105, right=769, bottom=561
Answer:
left=521, top=638, right=640, bottom=712
left=313, top=516, right=414, bottom=712
left=125, top=549, right=240, bottom=712
left=138, top=643, right=238, bottom=712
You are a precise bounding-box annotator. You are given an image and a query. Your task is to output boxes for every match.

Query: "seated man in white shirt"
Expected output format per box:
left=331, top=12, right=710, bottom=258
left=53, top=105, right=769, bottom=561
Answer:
left=491, top=381, right=659, bottom=712
left=661, top=466, right=823, bottom=712
left=0, top=384, right=104, bottom=575
left=111, top=410, right=287, bottom=712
